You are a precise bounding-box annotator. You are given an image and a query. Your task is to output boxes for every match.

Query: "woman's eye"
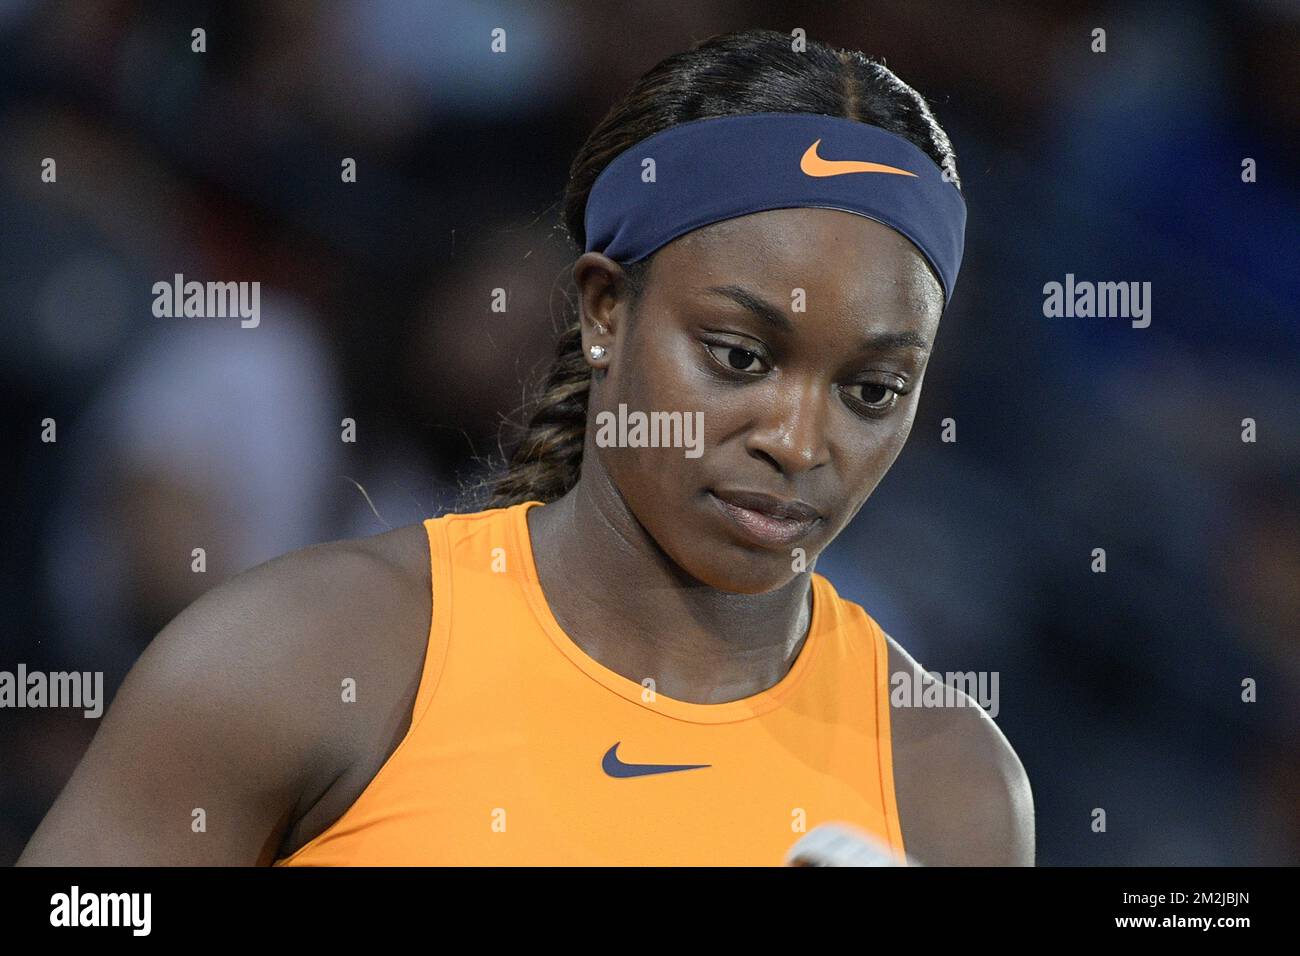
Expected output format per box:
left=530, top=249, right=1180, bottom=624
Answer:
left=845, top=383, right=900, bottom=411
left=704, top=343, right=768, bottom=374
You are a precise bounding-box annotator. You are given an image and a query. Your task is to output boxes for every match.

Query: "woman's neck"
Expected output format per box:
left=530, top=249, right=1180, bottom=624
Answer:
left=524, top=475, right=815, bottom=705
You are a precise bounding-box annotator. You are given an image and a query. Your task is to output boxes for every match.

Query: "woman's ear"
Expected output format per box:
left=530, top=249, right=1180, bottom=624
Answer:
left=573, top=252, right=625, bottom=370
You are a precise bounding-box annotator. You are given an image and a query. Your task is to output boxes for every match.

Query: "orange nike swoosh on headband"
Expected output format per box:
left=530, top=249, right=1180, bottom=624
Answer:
left=799, top=139, right=918, bottom=177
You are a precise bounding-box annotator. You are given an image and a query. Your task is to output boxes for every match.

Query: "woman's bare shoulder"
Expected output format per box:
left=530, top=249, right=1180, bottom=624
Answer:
left=882, top=630, right=1035, bottom=866
left=181, top=520, right=434, bottom=717
left=240, top=521, right=432, bottom=616
left=210, top=520, right=435, bottom=772
left=18, top=521, right=434, bottom=865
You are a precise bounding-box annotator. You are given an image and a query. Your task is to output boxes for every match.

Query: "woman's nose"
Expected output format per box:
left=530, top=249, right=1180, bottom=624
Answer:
left=744, top=380, right=831, bottom=476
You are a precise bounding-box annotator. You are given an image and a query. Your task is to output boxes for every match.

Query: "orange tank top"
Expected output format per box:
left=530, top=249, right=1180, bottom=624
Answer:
left=274, top=501, right=904, bottom=866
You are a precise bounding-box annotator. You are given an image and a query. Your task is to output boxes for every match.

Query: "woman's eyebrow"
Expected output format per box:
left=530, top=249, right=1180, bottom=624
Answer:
left=702, top=284, right=793, bottom=333
left=702, top=284, right=930, bottom=353
left=853, top=329, right=930, bottom=353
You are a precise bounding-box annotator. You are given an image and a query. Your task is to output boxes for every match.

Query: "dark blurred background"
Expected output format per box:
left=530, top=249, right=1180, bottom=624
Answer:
left=1, top=0, right=1297, bottom=866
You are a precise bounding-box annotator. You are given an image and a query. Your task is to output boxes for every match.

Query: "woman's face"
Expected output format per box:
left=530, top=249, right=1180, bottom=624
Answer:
left=578, top=207, right=945, bottom=594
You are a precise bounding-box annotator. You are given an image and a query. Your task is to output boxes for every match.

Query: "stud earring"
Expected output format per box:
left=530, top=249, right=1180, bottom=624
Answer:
left=589, top=345, right=606, bottom=360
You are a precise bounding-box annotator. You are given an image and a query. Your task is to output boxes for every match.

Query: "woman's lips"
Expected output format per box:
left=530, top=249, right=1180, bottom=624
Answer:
left=707, top=490, right=822, bottom=547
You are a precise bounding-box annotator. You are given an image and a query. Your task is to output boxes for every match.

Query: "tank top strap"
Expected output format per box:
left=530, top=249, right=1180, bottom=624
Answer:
left=412, top=503, right=539, bottom=735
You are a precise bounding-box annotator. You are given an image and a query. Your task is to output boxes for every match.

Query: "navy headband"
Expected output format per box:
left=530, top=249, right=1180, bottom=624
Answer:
left=584, top=111, right=967, bottom=304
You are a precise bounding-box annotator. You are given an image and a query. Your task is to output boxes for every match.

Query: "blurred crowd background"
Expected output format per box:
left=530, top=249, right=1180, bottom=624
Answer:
left=2, top=0, right=1297, bottom=866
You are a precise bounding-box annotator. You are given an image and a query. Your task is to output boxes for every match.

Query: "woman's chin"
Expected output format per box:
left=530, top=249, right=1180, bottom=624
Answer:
left=676, top=549, right=803, bottom=595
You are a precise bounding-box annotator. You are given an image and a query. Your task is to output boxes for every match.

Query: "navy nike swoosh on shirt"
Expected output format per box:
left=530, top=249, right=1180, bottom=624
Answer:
left=601, top=742, right=711, bottom=778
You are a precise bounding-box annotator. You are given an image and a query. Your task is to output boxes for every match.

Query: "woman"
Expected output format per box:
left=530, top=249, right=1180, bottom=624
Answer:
left=19, top=29, right=1032, bottom=866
